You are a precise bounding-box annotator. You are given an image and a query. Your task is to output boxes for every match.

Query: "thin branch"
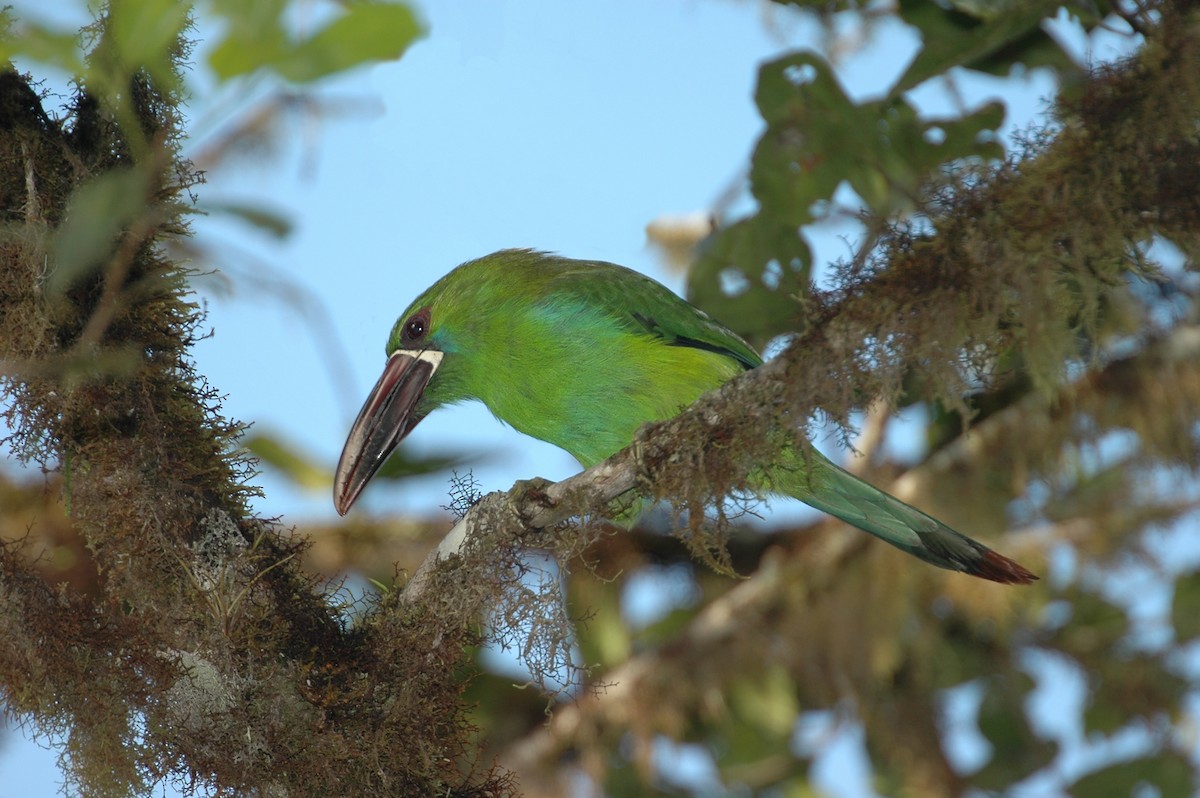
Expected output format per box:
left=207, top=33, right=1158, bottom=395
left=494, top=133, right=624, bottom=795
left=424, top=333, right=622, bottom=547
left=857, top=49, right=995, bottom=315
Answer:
left=495, top=320, right=1200, bottom=784
left=398, top=354, right=791, bottom=603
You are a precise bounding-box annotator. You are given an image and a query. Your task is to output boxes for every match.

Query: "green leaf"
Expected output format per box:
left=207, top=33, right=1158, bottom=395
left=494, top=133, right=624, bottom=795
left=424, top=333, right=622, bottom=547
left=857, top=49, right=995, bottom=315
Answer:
left=693, top=47, right=1006, bottom=347
left=203, top=201, right=294, bottom=239
left=751, top=53, right=1004, bottom=225
left=1042, top=461, right=1131, bottom=522
left=244, top=430, right=463, bottom=491
left=208, top=2, right=423, bottom=84
left=928, top=636, right=994, bottom=689
left=1083, top=655, right=1188, bottom=737
left=1070, top=751, right=1195, bottom=798
left=895, top=0, right=1076, bottom=94
left=687, top=216, right=810, bottom=350
left=716, top=668, right=801, bottom=785
left=371, top=446, right=463, bottom=481
left=728, top=666, right=799, bottom=739
left=106, top=0, right=191, bottom=78
left=1055, top=591, right=1129, bottom=655
left=633, top=605, right=699, bottom=648
left=206, top=26, right=288, bottom=82
left=1171, top=573, right=1200, bottom=641
left=568, top=571, right=630, bottom=668
left=1081, top=685, right=1125, bottom=736
left=205, top=0, right=289, bottom=81
left=973, top=672, right=1057, bottom=789
left=276, top=4, right=422, bottom=83
left=0, top=15, right=85, bottom=75
left=48, top=167, right=154, bottom=294
left=750, top=54, right=853, bottom=226
left=243, top=433, right=331, bottom=491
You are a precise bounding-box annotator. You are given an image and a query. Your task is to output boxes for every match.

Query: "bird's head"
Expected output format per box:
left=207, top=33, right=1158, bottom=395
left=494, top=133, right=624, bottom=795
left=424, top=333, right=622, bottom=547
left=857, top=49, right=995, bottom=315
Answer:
left=332, top=249, right=559, bottom=515
left=333, top=283, right=463, bottom=516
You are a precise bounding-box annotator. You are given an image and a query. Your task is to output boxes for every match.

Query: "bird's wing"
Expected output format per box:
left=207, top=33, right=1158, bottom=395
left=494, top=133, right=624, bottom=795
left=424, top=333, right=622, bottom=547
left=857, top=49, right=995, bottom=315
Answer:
left=552, top=260, right=763, bottom=370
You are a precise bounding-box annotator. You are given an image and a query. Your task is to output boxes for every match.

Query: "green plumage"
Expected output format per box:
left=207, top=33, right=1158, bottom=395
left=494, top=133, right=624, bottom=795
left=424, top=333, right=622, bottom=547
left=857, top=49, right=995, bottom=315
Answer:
left=393, top=249, right=754, bottom=467
left=342, top=248, right=1034, bottom=584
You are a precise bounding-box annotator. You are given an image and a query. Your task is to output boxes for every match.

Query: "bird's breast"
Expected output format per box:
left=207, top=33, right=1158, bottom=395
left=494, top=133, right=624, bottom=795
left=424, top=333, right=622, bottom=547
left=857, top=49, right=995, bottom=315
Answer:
left=476, top=326, right=743, bottom=468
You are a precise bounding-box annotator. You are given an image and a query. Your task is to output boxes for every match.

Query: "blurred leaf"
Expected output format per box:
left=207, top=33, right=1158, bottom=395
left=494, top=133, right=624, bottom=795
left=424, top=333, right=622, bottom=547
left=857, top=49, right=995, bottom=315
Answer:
left=716, top=668, right=800, bottom=786
left=204, top=201, right=294, bottom=239
left=275, top=4, right=422, bottom=83
left=973, top=671, right=1057, bottom=789
left=1081, top=684, right=1126, bottom=736
left=938, top=101, right=1006, bottom=156
left=568, top=570, right=630, bottom=668
left=461, top=669, right=550, bottom=753
left=930, top=651, right=988, bottom=691
left=780, top=779, right=823, bottom=798
left=634, top=605, right=700, bottom=649
left=0, top=14, right=85, bottom=74
left=751, top=54, right=848, bottom=226
left=1084, top=655, right=1188, bottom=736
left=1053, top=591, right=1129, bottom=656
left=604, top=763, right=679, bottom=798
left=895, top=0, right=1078, bottom=94
left=245, top=431, right=463, bottom=492
left=729, top=666, right=799, bottom=739
left=928, top=631, right=995, bottom=689
left=208, top=1, right=422, bottom=84
left=372, top=446, right=465, bottom=481
left=49, top=166, right=153, bottom=294
left=687, top=216, right=810, bottom=350
left=1042, top=461, right=1131, bottom=522
left=105, top=0, right=191, bottom=90
left=206, top=0, right=288, bottom=82
left=244, top=432, right=330, bottom=491
left=691, top=52, right=1004, bottom=347
left=750, top=53, right=1004, bottom=224
left=1171, top=573, right=1200, bottom=642
left=1070, top=751, right=1195, bottom=798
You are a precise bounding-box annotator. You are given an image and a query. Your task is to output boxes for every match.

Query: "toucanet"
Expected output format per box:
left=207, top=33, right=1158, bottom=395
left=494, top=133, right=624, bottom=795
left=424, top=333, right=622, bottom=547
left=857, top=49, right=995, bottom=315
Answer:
left=334, top=249, right=1035, bottom=584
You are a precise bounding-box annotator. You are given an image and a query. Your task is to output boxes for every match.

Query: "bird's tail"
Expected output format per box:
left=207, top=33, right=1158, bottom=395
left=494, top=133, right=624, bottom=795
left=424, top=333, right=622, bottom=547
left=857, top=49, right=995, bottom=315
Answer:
left=770, top=446, right=1037, bottom=584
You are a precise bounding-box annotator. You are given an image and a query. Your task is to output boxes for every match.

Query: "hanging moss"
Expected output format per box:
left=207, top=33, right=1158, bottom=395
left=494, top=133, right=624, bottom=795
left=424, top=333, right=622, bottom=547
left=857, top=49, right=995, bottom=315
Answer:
left=0, top=6, right=513, bottom=797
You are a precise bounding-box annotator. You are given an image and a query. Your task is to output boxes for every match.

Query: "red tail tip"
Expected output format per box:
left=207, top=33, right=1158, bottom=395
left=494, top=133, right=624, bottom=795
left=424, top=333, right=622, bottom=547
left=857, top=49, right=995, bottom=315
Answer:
left=972, top=549, right=1039, bottom=585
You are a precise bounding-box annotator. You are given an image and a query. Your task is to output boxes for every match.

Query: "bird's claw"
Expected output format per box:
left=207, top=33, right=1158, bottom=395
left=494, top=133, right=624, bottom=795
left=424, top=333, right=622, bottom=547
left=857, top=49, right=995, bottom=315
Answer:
left=507, top=477, right=556, bottom=529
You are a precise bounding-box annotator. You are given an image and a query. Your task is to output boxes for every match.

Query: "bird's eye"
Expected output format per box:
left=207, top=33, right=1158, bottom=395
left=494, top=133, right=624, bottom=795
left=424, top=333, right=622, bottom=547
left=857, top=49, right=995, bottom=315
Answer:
left=402, top=308, right=431, bottom=345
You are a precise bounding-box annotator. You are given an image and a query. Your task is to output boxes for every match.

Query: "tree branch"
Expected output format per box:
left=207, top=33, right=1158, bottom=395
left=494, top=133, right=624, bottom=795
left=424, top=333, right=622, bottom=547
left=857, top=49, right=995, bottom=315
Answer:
left=494, top=319, right=1200, bottom=791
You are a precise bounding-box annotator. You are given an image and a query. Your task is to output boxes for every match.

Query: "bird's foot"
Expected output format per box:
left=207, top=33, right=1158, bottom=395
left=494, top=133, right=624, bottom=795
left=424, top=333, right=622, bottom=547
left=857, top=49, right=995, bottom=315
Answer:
left=506, top=477, right=556, bottom=530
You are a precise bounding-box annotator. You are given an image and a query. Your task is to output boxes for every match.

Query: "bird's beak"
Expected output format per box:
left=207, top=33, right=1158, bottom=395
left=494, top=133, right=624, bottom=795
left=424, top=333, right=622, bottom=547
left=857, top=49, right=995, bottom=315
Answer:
left=333, top=349, right=444, bottom=515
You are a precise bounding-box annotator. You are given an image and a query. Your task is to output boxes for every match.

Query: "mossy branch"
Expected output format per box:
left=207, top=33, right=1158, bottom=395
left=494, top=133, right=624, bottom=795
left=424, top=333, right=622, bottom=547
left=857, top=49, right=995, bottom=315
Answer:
left=2, top=3, right=1198, bottom=797
left=400, top=0, right=1200, bottom=603
left=492, top=319, right=1200, bottom=792
left=390, top=12, right=1200, bottom=790
left=0, top=21, right=511, bottom=798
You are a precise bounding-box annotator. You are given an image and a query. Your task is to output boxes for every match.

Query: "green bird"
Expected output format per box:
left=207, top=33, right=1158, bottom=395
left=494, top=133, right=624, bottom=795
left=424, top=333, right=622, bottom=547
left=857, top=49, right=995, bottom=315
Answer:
left=334, top=249, right=1035, bottom=584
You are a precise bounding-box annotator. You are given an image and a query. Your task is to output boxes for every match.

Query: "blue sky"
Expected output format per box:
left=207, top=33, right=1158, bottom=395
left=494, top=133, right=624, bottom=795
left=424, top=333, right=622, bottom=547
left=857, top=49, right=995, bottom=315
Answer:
left=187, top=0, right=1067, bottom=524
left=192, top=0, right=851, bottom=521
left=1, top=1, right=1144, bottom=796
